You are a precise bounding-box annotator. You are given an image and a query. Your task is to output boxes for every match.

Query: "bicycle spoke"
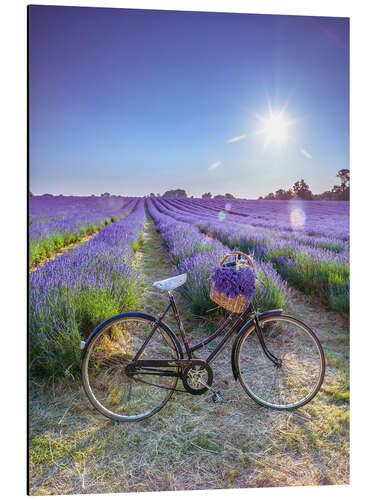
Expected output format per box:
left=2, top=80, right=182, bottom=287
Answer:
left=237, top=316, right=324, bottom=409
left=82, top=316, right=179, bottom=421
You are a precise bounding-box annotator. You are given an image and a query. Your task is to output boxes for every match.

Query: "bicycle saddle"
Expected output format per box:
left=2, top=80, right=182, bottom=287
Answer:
left=152, top=273, right=187, bottom=291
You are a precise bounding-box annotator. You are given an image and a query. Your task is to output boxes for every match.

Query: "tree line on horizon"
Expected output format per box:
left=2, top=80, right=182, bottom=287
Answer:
left=259, top=169, right=349, bottom=201
left=29, top=169, right=349, bottom=201
left=146, top=189, right=236, bottom=199
left=145, top=169, right=349, bottom=201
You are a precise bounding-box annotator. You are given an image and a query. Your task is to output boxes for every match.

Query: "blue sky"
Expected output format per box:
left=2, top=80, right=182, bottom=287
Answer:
left=29, top=6, right=349, bottom=198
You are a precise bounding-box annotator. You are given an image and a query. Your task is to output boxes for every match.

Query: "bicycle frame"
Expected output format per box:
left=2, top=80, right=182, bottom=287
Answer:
left=132, top=291, right=281, bottom=369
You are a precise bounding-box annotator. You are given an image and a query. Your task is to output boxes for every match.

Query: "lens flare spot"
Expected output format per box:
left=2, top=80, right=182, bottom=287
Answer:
left=218, top=211, right=226, bottom=221
left=225, top=202, right=232, bottom=212
left=290, top=208, right=306, bottom=230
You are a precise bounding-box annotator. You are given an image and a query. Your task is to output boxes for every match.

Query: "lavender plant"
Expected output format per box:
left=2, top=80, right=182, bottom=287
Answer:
left=29, top=196, right=137, bottom=268
left=147, top=198, right=288, bottom=314
left=29, top=200, right=146, bottom=376
left=166, top=203, right=349, bottom=313
left=149, top=196, right=349, bottom=312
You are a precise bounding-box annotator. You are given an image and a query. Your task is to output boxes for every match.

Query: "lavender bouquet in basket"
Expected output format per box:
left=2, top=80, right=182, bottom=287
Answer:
left=209, top=266, right=256, bottom=299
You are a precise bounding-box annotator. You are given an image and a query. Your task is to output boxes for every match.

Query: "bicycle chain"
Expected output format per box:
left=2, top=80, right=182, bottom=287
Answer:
left=130, top=359, right=212, bottom=394
left=132, top=376, right=191, bottom=394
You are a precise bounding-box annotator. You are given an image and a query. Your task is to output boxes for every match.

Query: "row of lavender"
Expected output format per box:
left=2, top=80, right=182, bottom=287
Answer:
left=157, top=198, right=350, bottom=259
left=29, top=200, right=146, bottom=376
left=29, top=196, right=137, bottom=268
left=163, top=197, right=349, bottom=243
left=167, top=197, right=349, bottom=241
left=146, top=199, right=288, bottom=314
left=152, top=198, right=349, bottom=312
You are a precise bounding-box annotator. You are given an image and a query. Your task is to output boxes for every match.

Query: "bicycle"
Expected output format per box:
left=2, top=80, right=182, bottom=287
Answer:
left=81, top=251, right=325, bottom=422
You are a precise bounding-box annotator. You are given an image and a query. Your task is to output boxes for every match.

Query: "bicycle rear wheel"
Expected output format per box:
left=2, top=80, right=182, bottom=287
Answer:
left=235, top=315, right=325, bottom=409
left=82, top=313, right=180, bottom=422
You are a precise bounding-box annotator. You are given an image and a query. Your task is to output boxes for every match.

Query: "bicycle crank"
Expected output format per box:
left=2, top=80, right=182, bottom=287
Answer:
left=192, top=374, right=224, bottom=403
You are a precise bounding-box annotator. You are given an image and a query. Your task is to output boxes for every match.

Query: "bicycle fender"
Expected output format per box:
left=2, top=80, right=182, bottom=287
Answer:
left=80, top=311, right=184, bottom=360
left=231, top=319, right=254, bottom=380
left=231, top=310, right=283, bottom=380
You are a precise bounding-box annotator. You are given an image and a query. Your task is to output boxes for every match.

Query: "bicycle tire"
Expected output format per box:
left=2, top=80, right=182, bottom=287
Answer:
left=234, top=314, right=325, bottom=410
left=82, top=313, right=181, bottom=422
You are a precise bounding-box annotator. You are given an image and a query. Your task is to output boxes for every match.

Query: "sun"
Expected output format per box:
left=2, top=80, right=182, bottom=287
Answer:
left=262, top=113, right=290, bottom=144
left=254, top=102, right=296, bottom=148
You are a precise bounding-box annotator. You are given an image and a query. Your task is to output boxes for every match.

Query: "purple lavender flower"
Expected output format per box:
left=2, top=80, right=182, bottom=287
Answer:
left=237, top=267, right=256, bottom=298
left=209, top=266, right=256, bottom=299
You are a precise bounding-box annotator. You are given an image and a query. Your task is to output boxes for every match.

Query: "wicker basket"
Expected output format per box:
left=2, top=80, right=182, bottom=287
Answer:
left=210, top=288, right=249, bottom=313
left=209, top=250, right=256, bottom=314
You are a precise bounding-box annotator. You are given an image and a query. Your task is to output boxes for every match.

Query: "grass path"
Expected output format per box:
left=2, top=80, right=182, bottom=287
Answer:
left=29, top=216, right=349, bottom=495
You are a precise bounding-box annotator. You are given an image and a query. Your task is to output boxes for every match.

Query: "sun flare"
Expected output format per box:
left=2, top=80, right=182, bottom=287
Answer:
left=254, top=102, right=296, bottom=148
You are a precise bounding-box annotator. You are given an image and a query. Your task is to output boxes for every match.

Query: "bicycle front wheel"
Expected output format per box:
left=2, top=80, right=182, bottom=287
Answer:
left=82, top=313, right=180, bottom=422
left=235, top=315, right=325, bottom=410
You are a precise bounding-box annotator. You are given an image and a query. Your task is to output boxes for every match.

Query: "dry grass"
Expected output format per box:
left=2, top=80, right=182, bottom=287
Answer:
left=29, top=218, right=349, bottom=495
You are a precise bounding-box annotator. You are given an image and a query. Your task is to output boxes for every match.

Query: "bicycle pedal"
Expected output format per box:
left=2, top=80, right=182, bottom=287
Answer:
left=212, top=390, right=223, bottom=403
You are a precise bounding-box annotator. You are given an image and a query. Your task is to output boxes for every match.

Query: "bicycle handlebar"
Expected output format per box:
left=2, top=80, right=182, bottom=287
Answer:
left=222, top=261, right=236, bottom=268
left=220, top=250, right=255, bottom=271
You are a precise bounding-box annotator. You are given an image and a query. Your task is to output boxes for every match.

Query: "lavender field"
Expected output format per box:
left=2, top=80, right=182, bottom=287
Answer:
left=29, top=197, right=145, bottom=375
left=29, top=195, right=349, bottom=493
left=29, top=195, right=136, bottom=268
left=149, top=197, right=349, bottom=312
left=29, top=195, right=349, bottom=376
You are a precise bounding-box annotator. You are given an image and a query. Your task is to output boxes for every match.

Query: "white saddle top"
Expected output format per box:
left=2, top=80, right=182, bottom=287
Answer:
left=152, top=273, right=187, bottom=291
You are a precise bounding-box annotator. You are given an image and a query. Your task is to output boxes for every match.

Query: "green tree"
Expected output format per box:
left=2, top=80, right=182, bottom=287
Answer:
left=337, top=169, right=350, bottom=189
left=265, top=192, right=275, bottom=200
left=163, top=189, right=187, bottom=198
left=292, top=180, right=312, bottom=200
left=275, top=188, right=293, bottom=200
